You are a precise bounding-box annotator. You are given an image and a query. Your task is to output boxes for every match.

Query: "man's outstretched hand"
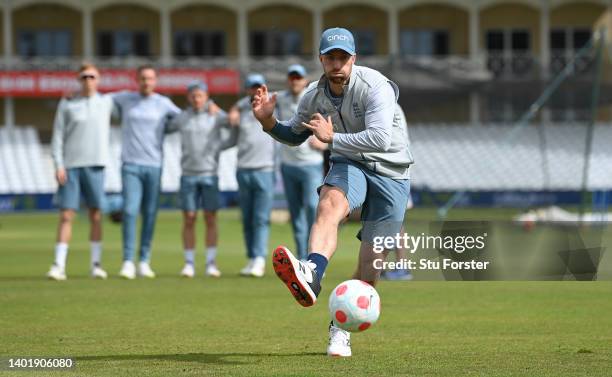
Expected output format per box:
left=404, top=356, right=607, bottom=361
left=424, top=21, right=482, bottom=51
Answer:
left=302, top=113, right=334, bottom=144
left=252, top=85, right=277, bottom=131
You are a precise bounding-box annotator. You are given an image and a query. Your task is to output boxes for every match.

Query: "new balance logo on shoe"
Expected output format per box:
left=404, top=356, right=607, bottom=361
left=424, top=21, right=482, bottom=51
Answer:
left=273, top=246, right=321, bottom=307
left=300, top=262, right=314, bottom=283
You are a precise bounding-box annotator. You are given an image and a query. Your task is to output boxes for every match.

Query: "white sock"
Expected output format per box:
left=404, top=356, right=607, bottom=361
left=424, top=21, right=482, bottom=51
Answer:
left=54, top=243, right=68, bottom=270
left=184, top=249, right=195, bottom=265
left=206, top=247, right=217, bottom=265
left=90, top=241, right=102, bottom=267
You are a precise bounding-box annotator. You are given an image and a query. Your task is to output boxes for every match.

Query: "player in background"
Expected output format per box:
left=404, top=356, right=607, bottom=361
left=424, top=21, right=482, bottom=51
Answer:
left=380, top=105, right=414, bottom=281
left=252, top=28, right=414, bottom=356
left=47, top=63, right=114, bottom=281
left=227, top=74, right=276, bottom=277
left=166, top=81, right=228, bottom=278
left=276, top=64, right=326, bottom=261
left=113, top=65, right=181, bottom=279
left=380, top=224, right=413, bottom=280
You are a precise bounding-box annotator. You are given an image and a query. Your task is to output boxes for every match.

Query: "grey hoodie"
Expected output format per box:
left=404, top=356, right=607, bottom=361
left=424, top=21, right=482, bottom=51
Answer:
left=167, top=103, right=233, bottom=176
left=51, top=93, right=114, bottom=169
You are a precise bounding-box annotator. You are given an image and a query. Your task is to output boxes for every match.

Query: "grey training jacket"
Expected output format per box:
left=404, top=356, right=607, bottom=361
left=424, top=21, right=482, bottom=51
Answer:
left=230, top=96, right=276, bottom=171
left=167, top=104, right=233, bottom=176
left=269, top=65, right=414, bottom=179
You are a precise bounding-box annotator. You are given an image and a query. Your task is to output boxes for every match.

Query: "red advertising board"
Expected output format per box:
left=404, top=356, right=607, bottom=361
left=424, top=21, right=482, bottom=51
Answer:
left=0, top=69, right=240, bottom=96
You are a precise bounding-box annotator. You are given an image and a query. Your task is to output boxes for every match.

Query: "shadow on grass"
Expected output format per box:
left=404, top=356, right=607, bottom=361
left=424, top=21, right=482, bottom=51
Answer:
left=0, top=276, right=76, bottom=282
left=77, top=352, right=322, bottom=365
left=0, top=274, right=273, bottom=282
left=150, top=273, right=272, bottom=281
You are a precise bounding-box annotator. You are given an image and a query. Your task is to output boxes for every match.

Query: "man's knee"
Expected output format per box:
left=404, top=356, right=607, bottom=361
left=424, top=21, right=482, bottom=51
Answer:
left=204, top=211, right=217, bottom=227
left=140, top=202, right=158, bottom=219
left=252, top=213, right=270, bottom=227
left=123, top=200, right=140, bottom=217
left=183, top=212, right=197, bottom=228
left=59, top=210, right=75, bottom=223
left=316, top=186, right=349, bottom=223
left=88, top=208, right=102, bottom=222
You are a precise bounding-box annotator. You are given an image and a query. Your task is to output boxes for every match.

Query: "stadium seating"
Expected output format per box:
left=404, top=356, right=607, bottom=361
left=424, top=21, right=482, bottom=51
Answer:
left=409, top=124, right=612, bottom=190
left=0, top=124, right=610, bottom=194
left=0, top=127, right=54, bottom=194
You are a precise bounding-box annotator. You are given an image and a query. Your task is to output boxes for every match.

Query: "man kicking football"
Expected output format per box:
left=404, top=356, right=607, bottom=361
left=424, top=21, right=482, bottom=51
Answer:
left=252, top=27, right=414, bottom=356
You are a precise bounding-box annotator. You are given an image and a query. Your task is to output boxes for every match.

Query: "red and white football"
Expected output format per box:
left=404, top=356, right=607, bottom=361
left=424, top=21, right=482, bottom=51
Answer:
left=328, top=279, right=381, bottom=332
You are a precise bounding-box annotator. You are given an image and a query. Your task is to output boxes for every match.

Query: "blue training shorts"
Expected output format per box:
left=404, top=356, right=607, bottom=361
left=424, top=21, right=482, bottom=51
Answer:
left=179, top=175, right=220, bottom=212
left=320, top=157, right=410, bottom=242
left=56, top=166, right=105, bottom=210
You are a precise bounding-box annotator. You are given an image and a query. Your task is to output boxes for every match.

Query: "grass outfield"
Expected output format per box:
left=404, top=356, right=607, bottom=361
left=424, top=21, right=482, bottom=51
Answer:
left=0, top=209, right=611, bottom=376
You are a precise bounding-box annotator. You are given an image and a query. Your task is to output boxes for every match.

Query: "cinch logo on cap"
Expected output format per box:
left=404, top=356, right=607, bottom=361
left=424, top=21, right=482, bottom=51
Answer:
left=319, top=27, right=356, bottom=55
left=328, top=35, right=349, bottom=41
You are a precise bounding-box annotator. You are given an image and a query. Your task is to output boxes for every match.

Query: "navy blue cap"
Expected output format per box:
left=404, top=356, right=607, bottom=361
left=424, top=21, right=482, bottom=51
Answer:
left=245, top=73, right=266, bottom=88
left=319, top=27, right=356, bottom=55
left=187, top=80, right=208, bottom=93
left=287, top=64, right=307, bottom=77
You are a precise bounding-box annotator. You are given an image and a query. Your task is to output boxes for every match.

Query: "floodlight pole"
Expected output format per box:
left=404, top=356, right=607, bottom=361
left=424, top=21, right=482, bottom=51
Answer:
left=579, top=28, right=606, bottom=221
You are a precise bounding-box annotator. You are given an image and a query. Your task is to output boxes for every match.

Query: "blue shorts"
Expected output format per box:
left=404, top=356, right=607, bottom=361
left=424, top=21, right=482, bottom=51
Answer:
left=56, top=166, right=105, bottom=210
left=321, top=158, right=410, bottom=242
left=179, top=175, right=220, bottom=212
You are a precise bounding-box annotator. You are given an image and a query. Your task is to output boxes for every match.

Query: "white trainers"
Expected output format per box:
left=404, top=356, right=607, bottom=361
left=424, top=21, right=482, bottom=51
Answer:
left=138, top=261, right=156, bottom=278
left=327, top=323, right=352, bottom=357
left=181, top=263, right=195, bottom=278
left=91, top=265, right=108, bottom=279
left=119, top=260, right=136, bottom=280
left=272, top=246, right=321, bottom=307
left=250, top=256, right=265, bottom=277
left=240, top=259, right=255, bottom=276
left=205, top=263, right=222, bottom=278
left=46, top=265, right=66, bottom=281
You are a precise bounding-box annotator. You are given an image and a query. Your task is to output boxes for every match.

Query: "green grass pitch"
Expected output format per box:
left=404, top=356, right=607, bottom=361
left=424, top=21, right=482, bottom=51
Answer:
left=0, top=209, right=611, bottom=376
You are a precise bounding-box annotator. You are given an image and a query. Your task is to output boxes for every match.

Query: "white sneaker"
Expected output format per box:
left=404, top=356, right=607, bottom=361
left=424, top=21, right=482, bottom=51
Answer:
left=205, top=263, right=221, bottom=278
left=138, top=261, right=156, bottom=278
left=181, top=263, right=195, bottom=278
left=272, top=246, right=321, bottom=307
left=46, top=265, right=66, bottom=281
left=91, top=265, right=108, bottom=279
left=119, top=261, right=136, bottom=280
left=250, top=256, right=265, bottom=278
left=240, top=259, right=254, bottom=276
left=327, top=323, right=352, bottom=357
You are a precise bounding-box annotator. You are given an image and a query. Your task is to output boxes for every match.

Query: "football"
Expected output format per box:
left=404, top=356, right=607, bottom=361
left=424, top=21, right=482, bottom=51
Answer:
left=328, top=279, right=381, bottom=332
